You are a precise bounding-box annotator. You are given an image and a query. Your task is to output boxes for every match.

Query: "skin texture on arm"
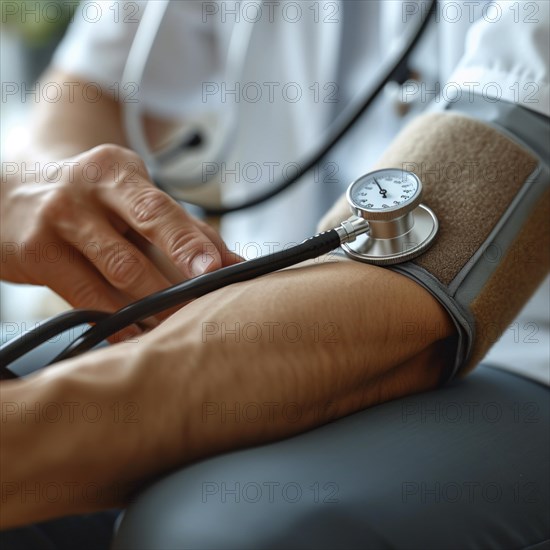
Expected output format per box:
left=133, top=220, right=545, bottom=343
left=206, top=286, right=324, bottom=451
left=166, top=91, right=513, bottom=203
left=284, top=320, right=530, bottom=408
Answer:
left=16, top=68, right=180, bottom=161
left=0, top=256, right=456, bottom=529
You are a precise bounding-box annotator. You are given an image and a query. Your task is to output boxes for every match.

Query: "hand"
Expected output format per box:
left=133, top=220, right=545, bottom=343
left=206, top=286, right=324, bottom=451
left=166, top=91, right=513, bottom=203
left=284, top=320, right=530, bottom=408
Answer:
left=1, top=144, right=239, bottom=320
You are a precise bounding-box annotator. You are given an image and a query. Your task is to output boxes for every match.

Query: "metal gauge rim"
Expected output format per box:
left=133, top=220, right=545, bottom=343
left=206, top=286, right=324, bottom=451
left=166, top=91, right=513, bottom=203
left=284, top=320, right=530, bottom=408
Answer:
left=346, top=168, right=423, bottom=222
left=341, top=204, right=439, bottom=266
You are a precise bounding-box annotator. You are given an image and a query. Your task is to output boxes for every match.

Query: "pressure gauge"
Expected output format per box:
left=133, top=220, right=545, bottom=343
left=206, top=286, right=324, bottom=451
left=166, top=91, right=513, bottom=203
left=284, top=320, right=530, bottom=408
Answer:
left=342, top=168, right=438, bottom=265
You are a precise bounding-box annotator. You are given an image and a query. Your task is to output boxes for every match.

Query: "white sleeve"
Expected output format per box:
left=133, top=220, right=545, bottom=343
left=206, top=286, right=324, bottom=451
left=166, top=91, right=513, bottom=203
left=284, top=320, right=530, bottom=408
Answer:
left=52, top=0, right=221, bottom=118
left=449, top=0, right=549, bottom=117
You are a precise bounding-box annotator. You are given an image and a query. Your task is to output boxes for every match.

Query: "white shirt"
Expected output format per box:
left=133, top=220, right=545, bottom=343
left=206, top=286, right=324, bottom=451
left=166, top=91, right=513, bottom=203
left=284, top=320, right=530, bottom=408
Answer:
left=54, top=1, right=550, bottom=117
left=53, top=0, right=550, bottom=235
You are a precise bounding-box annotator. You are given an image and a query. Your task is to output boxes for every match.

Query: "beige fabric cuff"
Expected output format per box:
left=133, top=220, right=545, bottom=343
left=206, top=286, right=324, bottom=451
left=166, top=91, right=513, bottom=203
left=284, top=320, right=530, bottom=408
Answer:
left=319, top=112, right=549, bottom=379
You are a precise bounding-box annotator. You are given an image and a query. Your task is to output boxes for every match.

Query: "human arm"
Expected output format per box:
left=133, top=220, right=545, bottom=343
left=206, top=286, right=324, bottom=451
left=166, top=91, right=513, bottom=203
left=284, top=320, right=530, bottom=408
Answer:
left=0, top=255, right=456, bottom=529
left=4, top=100, right=548, bottom=529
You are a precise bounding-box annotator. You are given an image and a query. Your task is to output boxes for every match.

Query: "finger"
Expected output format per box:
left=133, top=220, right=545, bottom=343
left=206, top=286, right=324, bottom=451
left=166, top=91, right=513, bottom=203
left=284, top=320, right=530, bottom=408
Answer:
left=195, top=219, right=244, bottom=266
left=57, top=218, right=187, bottom=327
left=54, top=207, right=174, bottom=300
left=101, top=183, right=224, bottom=278
left=38, top=248, right=142, bottom=343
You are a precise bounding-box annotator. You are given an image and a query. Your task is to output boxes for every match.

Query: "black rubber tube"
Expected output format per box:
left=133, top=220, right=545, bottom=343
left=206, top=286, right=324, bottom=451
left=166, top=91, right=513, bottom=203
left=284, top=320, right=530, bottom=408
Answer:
left=0, top=230, right=341, bottom=378
left=181, top=0, right=436, bottom=216
left=51, top=229, right=341, bottom=363
left=0, top=311, right=110, bottom=379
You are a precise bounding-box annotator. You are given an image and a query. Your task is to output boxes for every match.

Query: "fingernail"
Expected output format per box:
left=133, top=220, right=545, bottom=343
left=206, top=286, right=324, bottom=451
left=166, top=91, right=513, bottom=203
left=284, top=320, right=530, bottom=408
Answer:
left=191, top=254, right=215, bottom=277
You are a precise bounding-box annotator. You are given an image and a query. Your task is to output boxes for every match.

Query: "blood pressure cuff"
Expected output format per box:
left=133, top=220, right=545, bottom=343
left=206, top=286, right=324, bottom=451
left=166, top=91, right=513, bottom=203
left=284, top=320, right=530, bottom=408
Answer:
left=319, top=107, right=550, bottom=381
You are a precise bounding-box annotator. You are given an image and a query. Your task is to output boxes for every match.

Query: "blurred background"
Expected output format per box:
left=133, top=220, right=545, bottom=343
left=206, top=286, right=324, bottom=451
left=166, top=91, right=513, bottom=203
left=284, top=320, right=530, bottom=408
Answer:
left=1, top=0, right=76, bottom=326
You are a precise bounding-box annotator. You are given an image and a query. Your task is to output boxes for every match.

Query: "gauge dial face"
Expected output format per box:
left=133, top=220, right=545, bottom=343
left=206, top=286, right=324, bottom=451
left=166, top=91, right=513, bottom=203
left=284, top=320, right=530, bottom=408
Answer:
left=349, top=169, right=421, bottom=212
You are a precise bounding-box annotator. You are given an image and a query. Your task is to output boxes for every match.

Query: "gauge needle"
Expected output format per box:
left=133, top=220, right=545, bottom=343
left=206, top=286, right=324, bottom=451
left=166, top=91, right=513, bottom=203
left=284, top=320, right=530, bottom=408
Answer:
left=373, top=178, right=387, bottom=198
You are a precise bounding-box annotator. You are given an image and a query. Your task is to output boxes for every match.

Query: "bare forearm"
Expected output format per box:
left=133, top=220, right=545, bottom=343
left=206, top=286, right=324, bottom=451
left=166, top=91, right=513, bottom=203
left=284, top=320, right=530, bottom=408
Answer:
left=12, top=67, right=183, bottom=163
left=150, top=257, right=455, bottom=459
left=9, top=69, right=125, bottom=163
left=0, top=344, right=187, bottom=528
left=0, top=257, right=455, bottom=528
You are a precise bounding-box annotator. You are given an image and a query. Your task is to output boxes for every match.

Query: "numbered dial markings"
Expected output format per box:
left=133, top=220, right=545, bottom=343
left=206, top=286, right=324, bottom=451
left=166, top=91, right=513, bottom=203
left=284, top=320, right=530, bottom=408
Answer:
left=351, top=171, right=419, bottom=211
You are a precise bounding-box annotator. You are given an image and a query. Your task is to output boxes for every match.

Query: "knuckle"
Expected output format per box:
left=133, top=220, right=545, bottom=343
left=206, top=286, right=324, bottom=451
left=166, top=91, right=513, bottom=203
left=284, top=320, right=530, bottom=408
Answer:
left=131, top=189, right=172, bottom=225
left=87, top=144, right=146, bottom=184
left=102, top=243, right=144, bottom=288
left=88, top=143, right=126, bottom=165
left=39, top=188, right=72, bottom=222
